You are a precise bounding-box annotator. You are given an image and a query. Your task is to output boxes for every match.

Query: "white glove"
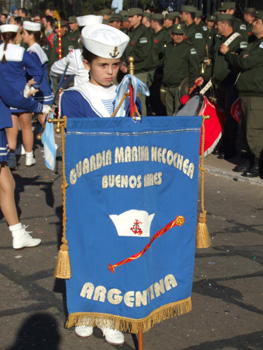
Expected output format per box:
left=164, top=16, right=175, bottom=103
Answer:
left=42, top=105, right=51, bottom=114
left=23, top=84, right=30, bottom=97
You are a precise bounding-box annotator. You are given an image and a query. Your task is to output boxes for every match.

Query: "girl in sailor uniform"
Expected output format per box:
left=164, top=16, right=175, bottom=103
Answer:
left=22, top=21, right=53, bottom=104
left=60, top=24, right=131, bottom=120
left=0, top=24, right=43, bottom=169
left=60, top=24, right=131, bottom=346
left=0, top=69, right=51, bottom=249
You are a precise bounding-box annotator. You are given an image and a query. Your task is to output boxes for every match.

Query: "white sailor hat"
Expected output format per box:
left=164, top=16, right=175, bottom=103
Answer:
left=0, top=24, right=19, bottom=33
left=81, top=24, right=129, bottom=59
left=76, top=15, right=103, bottom=27
left=23, top=21, right=41, bottom=31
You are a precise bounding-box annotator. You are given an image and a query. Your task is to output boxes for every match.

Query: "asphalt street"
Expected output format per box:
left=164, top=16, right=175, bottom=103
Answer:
left=0, top=126, right=262, bottom=350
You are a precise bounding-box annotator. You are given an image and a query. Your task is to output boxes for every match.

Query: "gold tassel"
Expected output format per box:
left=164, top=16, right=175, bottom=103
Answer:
left=196, top=115, right=211, bottom=248
left=196, top=211, right=210, bottom=248
left=54, top=238, right=71, bottom=279
left=53, top=117, right=72, bottom=279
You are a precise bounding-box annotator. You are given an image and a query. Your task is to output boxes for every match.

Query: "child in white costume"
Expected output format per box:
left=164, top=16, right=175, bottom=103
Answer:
left=60, top=24, right=131, bottom=345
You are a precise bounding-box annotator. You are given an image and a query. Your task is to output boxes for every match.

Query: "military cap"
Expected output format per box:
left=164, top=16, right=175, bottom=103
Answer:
left=165, top=12, right=176, bottom=20
left=254, top=10, right=263, bottom=20
left=218, top=2, right=236, bottom=11
left=171, top=23, right=185, bottom=34
left=244, top=8, right=256, bottom=15
left=206, top=14, right=216, bottom=22
left=180, top=5, right=197, bottom=13
left=119, top=10, right=128, bottom=16
left=143, top=12, right=151, bottom=18
left=151, top=13, right=163, bottom=21
left=109, top=14, right=123, bottom=22
left=101, top=9, right=111, bottom=15
left=195, top=10, right=203, bottom=17
left=54, top=19, right=67, bottom=28
left=128, top=8, right=143, bottom=16
left=216, top=13, right=234, bottom=21
left=170, top=11, right=180, bottom=17
left=102, top=19, right=110, bottom=24
left=68, top=16, right=77, bottom=24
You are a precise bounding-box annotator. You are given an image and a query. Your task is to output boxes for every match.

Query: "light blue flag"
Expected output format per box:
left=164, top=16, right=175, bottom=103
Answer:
left=111, top=0, right=123, bottom=12
left=41, top=113, right=56, bottom=170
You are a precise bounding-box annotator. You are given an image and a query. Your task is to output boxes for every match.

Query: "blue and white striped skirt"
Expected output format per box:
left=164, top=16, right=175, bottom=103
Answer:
left=0, top=129, right=9, bottom=162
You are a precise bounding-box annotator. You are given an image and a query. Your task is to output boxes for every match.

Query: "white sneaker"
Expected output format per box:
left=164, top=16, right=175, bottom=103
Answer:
left=8, top=153, right=17, bottom=170
left=100, top=327, right=124, bottom=345
left=25, top=151, right=36, bottom=167
left=15, top=144, right=26, bottom=156
left=75, top=326, right=93, bottom=338
left=12, top=225, right=41, bottom=250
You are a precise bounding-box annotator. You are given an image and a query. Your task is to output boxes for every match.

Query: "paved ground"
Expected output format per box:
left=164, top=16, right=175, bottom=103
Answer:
left=0, top=127, right=262, bottom=350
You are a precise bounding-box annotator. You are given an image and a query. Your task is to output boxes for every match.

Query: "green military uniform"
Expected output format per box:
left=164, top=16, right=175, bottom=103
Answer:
left=206, top=14, right=248, bottom=159
left=225, top=14, right=263, bottom=176
left=218, top=2, right=247, bottom=40
left=122, top=8, right=153, bottom=116
left=68, top=29, right=81, bottom=49
left=148, top=20, right=167, bottom=115
left=162, top=25, right=200, bottom=116
left=184, top=22, right=206, bottom=63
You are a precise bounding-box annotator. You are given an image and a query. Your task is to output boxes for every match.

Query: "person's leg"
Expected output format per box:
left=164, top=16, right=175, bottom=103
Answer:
left=0, top=163, right=19, bottom=225
left=0, top=163, right=41, bottom=248
left=6, top=114, right=19, bottom=169
left=18, top=112, right=36, bottom=166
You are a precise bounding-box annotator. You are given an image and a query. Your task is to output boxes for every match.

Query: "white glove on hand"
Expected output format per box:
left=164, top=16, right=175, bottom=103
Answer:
left=42, top=105, right=51, bottom=114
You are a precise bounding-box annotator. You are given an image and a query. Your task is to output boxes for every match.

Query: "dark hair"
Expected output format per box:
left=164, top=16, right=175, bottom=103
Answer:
left=18, top=7, right=28, bottom=16
left=189, top=12, right=195, bottom=20
left=1, top=13, right=8, bottom=18
left=82, top=47, right=98, bottom=62
left=155, top=19, right=164, bottom=26
left=45, top=15, right=54, bottom=25
left=14, top=16, right=23, bottom=25
left=225, top=19, right=234, bottom=28
left=1, top=32, right=17, bottom=63
left=24, top=29, right=41, bottom=43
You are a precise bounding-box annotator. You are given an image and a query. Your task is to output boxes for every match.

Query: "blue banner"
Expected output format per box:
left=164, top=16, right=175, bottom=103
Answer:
left=65, top=116, right=202, bottom=332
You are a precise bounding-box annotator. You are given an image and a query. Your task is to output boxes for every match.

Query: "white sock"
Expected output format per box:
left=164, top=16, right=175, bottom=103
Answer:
left=9, top=223, right=22, bottom=232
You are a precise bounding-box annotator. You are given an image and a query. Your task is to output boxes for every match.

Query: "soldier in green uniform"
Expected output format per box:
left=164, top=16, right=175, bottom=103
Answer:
left=68, top=16, right=81, bottom=49
left=220, top=10, right=263, bottom=177
left=243, top=7, right=257, bottom=43
left=142, top=12, right=151, bottom=29
left=219, top=1, right=248, bottom=41
left=121, top=8, right=153, bottom=116
left=204, top=14, right=247, bottom=159
left=147, top=13, right=167, bottom=115
left=163, top=12, right=178, bottom=38
left=162, top=24, right=200, bottom=116
left=205, top=15, right=217, bottom=58
left=180, top=5, right=206, bottom=64
left=48, top=20, right=72, bottom=70
left=109, top=13, right=123, bottom=30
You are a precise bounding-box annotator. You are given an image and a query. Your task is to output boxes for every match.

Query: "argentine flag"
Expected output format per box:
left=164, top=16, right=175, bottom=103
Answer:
left=41, top=113, right=56, bottom=170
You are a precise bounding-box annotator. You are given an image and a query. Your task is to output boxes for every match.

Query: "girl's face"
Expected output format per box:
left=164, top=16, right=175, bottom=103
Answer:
left=84, top=56, right=121, bottom=87
left=21, top=29, right=34, bottom=44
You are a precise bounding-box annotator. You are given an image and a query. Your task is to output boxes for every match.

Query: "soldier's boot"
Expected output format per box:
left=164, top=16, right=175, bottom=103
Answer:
left=242, top=157, right=260, bottom=178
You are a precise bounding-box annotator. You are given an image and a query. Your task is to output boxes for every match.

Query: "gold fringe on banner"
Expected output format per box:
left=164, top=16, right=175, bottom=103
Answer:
left=54, top=117, right=72, bottom=279
left=65, top=297, right=192, bottom=334
left=196, top=115, right=211, bottom=248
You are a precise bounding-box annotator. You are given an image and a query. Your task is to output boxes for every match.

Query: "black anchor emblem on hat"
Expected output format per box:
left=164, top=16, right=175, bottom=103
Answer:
left=110, top=46, right=119, bottom=58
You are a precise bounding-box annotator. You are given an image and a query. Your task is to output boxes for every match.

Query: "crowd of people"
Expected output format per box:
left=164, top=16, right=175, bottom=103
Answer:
left=0, top=0, right=263, bottom=346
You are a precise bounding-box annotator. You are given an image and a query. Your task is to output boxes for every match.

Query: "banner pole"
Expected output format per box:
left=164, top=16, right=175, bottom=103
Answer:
left=138, top=331, right=144, bottom=350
